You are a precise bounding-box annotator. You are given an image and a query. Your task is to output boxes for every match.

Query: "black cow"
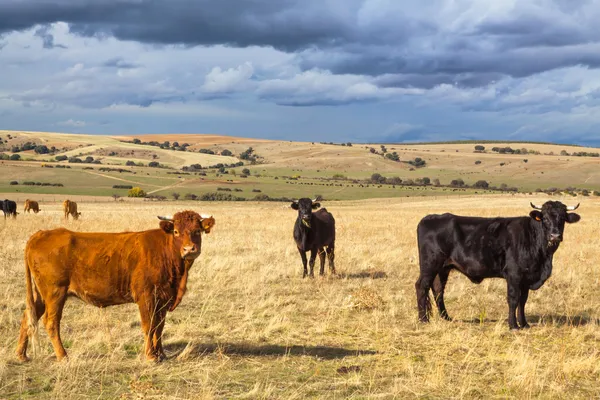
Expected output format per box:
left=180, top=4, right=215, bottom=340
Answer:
left=415, top=201, right=580, bottom=330
left=291, top=198, right=336, bottom=278
left=1, top=199, right=17, bottom=219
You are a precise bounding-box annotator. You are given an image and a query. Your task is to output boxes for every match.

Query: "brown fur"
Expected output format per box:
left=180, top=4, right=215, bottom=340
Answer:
left=15, top=210, right=216, bottom=362
left=62, top=199, right=80, bottom=220
left=24, top=200, right=40, bottom=214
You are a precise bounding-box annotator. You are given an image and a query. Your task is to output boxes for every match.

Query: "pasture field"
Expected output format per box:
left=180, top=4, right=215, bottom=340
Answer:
left=3, top=131, right=600, bottom=200
left=1, top=196, right=600, bottom=399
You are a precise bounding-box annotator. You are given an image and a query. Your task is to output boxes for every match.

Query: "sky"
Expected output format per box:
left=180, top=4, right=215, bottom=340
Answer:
left=1, top=0, right=600, bottom=145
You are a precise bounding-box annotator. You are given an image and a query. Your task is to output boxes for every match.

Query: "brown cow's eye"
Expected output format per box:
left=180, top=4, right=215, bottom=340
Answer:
left=174, top=230, right=180, bottom=237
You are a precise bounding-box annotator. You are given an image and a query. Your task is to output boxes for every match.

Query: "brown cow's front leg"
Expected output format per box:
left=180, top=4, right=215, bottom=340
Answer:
left=137, top=297, right=166, bottom=362
left=308, top=249, right=317, bottom=278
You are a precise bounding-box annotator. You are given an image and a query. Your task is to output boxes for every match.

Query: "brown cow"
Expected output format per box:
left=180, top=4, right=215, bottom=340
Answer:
left=63, top=199, right=81, bottom=220
left=16, top=210, right=216, bottom=362
left=24, top=199, right=41, bottom=214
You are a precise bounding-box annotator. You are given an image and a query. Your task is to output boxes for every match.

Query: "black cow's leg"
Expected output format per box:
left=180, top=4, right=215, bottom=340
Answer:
left=308, top=249, right=317, bottom=278
left=431, top=269, right=451, bottom=321
left=518, top=283, right=530, bottom=329
left=326, top=245, right=336, bottom=275
left=298, top=249, right=308, bottom=278
left=506, top=276, right=521, bottom=330
left=318, top=248, right=326, bottom=276
left=415, top=273, right=436, bottom=322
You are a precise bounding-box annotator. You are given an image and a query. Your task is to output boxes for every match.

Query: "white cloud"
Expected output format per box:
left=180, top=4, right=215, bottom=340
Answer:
left=58, top=119, right=86, bottom=127
left=202, top=62, right=254, bottom=93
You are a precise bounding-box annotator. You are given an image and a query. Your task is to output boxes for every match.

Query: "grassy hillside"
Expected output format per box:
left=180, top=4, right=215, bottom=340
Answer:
left=1, top=130, right=599, bottom=199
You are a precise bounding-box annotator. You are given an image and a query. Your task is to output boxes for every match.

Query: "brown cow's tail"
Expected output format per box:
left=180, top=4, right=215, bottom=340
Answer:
left=24, top=256, right=39, bottom=355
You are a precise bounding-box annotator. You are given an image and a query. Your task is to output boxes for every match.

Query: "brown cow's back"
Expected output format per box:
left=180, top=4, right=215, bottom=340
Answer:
left=26, top=228, right=176, bottom=307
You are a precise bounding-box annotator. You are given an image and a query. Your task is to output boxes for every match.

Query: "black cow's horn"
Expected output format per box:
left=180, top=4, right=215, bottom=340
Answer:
left=530, top=202, right=543, bottom=210
left=312, top=197, right=319, bottom=202
left=157, top=215, right=174, bottom=221
left=567, top=203, right=580, bottom=211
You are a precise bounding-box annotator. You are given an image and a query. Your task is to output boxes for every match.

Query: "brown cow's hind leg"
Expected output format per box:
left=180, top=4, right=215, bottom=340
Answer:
left=44, top=288, right=68, bottom=360
left=16, top=293, right=45, bottom=362
left=152, top=309, right=168, bottom=361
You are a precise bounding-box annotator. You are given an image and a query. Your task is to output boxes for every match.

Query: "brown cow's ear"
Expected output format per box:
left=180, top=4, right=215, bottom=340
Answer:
left=529, top=210, right=542, bottom=221
left=160, top=220, right=174, bottom=233
left=201, top=217, right=216, bottom=233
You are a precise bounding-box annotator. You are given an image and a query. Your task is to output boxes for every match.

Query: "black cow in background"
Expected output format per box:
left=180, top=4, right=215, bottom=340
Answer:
left=291, top=198, right=336, bottom=278
left=1, top=199, right=17, bottom=218
left=415, top=201, right=581, bottom=330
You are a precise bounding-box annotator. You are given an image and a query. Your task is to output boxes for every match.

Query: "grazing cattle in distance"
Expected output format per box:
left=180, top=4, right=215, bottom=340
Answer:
left=415, top=201, right=581, bottom=330
left=1, top=199, right=18, bottom=218
left=291, top=198, right=335, bottom=278
left=24, top=200, right=41, bottom=214
left=63, top=199, right=80, bottom=220
left=16, top=210, right=216, bottom=362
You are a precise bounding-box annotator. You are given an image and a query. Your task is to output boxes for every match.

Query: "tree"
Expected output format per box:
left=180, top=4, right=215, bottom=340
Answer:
left=369, top=147, right=376, bottom=154
left=126, top=160, right=136, bottom=166
left=422, top=177, right=431, bottom=185
left=560, top=150, right=569, bottom=156
left=371, top=173, right=382, bottom=183
left=450, top=178, right=465, bottom=187
left=84, top=156, right=94, bottom=163
left=221, top=149, right=233, bottom=156
left=388, top=176, right=402, bottom=185
left=55, top=155, right=68, bottom=161
left=128, top=187, right=146, bottom=197
left=35, top=145, right=50, bottom=154
left=385, top=152, right=400, bottom=161
left=474, top=180, right=489, bottom=189
left=242, top=168, right=250, bottom=175
left=10, top=154, right=21, bottom=161
left=433, top=178, right=441, bottom=186
left=172, top=192, right=180, bottom=200
left=474, top=145, right=485, bottom=152
left=133, top=138, right=141, bottom=144
left=112, top=194, right=121, bottom=201
left=172, top=141, right=179, bottom=148
left=148, top=161, right=160, bottom=167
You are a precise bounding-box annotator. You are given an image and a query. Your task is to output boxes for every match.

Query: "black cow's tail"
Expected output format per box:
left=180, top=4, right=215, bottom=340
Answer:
left=24, top=255, right=39, bottom=355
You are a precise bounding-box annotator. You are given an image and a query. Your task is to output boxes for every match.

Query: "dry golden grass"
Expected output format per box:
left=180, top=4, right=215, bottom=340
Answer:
left=1, top=196, right=600, bottom=399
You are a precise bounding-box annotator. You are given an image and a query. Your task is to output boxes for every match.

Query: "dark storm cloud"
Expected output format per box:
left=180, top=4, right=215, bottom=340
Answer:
left=34, top=25, right=67, bottom=49
left=2, top=0, right=600, bottom=90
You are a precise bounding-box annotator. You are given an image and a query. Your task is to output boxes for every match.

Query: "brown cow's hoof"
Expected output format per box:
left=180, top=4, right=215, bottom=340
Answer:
left=16, top=354, right=30, bottom=362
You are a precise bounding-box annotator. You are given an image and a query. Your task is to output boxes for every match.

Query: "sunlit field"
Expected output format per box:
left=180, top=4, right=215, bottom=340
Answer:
left=1, top=196, right=600, bottom=399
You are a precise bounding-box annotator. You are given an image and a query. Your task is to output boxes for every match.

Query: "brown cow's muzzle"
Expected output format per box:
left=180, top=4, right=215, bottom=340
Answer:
left=181, top=244, right=200, bottom=259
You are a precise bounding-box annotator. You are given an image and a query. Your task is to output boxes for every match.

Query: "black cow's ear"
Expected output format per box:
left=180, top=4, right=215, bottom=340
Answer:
left=529, top=210, right=543, bottom=221
left=312, top=202, right=321, bottom=209
left=567, top=213, right=581, bottom=223
left=160, top=220, right=174, bottom=233
left=291, top=202, right=299, bottom=210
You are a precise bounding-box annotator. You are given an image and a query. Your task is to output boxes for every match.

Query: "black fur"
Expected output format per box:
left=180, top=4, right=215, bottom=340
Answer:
left=415, top=201, right=580, bottom=329
left=0, top=199, right=17, bottom=219
left=291, top=198, right=336, bottom=278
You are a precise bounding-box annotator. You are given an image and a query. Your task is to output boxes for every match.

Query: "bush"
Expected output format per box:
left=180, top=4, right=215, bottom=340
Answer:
left=172, top=192, right=180, bottom=200
left=113, top=185, right=133, bottom=189
left=221, top=149, right=233, bottom=156
left=385, top=152, right=400, bottom=161
left=450, top=178, right=465, bottom=187
left=408, top=157, right=426, bottom=167
left=252, top=189, right=262, bottom=193
left=0, top=153, right=8, bottom=160
left=10, top=154, right=21, bottom=161
left=475, top=160, right=482, bottom=165
left=242, top=168, right=250, bottom=175
left=35, top=145, right=50, bottom=154
left=199, top=148, right=215, bottom=155
left=128, top=187, right=147, bottom=197
left=388, top=177, right=402, bottom=185
left=126, top=160, right=136, bottom=166
left=474, top=145, right=485, bottom=152
left=474, top=180, right=489, bottom=189
left=9, top=181, right=18, bottom=185
left=184, top=193, right=198, bottom=200
left=148, top=161, right=160, bottom=168
left=68, top=157, right=82, bottom=163
left=199, top=192, right=245, bottom=201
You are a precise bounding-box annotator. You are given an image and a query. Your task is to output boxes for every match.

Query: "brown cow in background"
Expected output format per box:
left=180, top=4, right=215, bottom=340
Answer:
left=63, top=199, right=80, bottom=220
left=16, top=210, right=216, bottom=362
left=24, top=200, right=41, bottom=214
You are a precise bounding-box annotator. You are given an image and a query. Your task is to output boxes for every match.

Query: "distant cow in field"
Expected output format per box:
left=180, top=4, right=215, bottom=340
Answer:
left=63, top=200, right=80, bottom=220
left=415, top=201, right=581, bottom=330
left=1, top=199, right=17, bottom=218
left=16, top=210, right=216, bottom=362
left=291, top=198, right=335, bottom=278
left=24, top=200, right=41, bottom=214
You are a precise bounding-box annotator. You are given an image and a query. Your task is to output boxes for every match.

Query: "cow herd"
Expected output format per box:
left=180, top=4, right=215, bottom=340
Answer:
left=1, top=198, right=80, bottom=219
left=11, top=197, right=582, bottom=363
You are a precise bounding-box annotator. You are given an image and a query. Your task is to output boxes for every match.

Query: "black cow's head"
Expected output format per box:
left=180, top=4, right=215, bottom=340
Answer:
left=530, top=201, right=580, bottom=246
left=291, top=198, right=321, bottom=228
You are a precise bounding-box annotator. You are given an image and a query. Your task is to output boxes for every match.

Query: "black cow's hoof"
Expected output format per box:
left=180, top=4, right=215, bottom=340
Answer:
left=509, top=326, right=520, bottom=331
left=520, top=323, right=531, bottom=329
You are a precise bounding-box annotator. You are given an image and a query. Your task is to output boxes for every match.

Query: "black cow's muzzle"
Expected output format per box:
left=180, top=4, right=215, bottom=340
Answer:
left=301, top=217, right=311, bottom=228
left=548, top=234, right=562, bottom=246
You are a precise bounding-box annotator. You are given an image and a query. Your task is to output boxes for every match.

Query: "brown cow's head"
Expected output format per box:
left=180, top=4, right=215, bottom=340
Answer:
left=158, top=210, right=215, bottom=259
left=530, top=201, right=580, bottom=246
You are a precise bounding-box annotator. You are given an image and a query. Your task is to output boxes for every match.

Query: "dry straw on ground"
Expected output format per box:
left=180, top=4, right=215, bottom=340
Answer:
left=1, top=195, right=599, bottom=399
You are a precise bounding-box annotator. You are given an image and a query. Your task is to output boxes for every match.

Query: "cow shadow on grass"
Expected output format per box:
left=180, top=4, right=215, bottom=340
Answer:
left=337, top=270, right=388, bottom=280
left=460, top=314, right=600, bottom=327
left=163, top=342, right=376, bottom=360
